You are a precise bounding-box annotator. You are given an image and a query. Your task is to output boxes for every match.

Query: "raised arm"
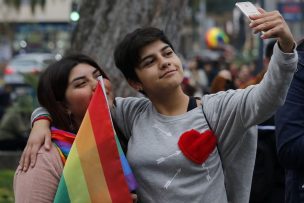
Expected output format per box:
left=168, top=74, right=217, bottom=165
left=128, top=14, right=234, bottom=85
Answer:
left=202, top=8, right=297, bottom=164
left=238, top=8, right=296, bottom=127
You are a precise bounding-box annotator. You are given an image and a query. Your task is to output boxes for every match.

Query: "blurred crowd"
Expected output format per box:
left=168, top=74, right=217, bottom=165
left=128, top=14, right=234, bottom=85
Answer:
left=182, top=40, right=276, bottom=97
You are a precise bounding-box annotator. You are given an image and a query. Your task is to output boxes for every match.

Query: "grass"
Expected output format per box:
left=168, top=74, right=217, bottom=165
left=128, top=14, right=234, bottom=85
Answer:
left=0, top=170, right=14, bottom=203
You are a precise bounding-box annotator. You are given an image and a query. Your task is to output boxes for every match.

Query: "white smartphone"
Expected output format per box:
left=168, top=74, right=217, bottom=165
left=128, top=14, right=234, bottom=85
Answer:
left=235, top=2, right=260, bottom=18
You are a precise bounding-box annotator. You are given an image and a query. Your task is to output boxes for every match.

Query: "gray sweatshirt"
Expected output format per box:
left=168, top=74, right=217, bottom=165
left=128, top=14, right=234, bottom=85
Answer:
left=111, top=43, right=297, bottom=203
left=31, top=43, right=297, bottom=203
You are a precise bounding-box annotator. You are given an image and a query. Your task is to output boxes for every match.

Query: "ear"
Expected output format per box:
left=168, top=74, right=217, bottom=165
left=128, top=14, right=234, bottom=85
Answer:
left=128, top=79, right=143, bottom=92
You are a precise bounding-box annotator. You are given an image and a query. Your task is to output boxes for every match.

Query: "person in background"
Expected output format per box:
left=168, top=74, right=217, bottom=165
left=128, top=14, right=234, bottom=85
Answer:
left=249, top=40, right=277, bottom=86
left=0, top=95, right=31, bottom=150
left=234, top=64, right=254, bottom=89
left=210, top=69, right=235, bottom=93
left=181, top=77, right=197, bottom=96
left=183, top=57, right=209, bottom=97
left=275, top=39, right=304, bottom=203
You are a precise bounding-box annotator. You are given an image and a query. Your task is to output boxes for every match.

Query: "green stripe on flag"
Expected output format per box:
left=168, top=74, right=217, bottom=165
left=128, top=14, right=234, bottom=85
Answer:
left=62, top=143, right=91, bottom=202
left=54, top=176, right=71, bottom=203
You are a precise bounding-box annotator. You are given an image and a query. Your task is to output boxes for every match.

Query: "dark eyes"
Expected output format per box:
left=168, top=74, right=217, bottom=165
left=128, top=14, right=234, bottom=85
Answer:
left=165, top=50, right=173, bottom=56
left=74, top=74, right=101, bottom=88
left=141, top=50, right=174, bottom=68
left=143, top=59, right=154, bottom=67
left=75, top=81, right=86, bottom=87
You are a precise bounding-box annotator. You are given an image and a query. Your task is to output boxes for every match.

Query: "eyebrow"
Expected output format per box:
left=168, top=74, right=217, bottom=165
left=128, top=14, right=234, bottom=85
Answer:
left=70, top=69, right=100, bottom=83
left=140, top=45, right=171, bottom=63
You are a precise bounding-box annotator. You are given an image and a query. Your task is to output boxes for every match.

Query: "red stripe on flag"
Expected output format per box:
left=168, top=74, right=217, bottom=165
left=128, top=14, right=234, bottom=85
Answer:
left=88, top=84, right=132, bottom=203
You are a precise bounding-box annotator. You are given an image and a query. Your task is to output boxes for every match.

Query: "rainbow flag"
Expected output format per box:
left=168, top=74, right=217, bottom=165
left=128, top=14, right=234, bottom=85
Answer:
left=54, top=78, right=137, bottom=203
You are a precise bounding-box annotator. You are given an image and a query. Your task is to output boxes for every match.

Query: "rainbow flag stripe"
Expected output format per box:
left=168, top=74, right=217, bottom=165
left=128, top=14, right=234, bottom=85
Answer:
left=54, top=80, right=136, bottom=203
left=51, top=128, right=75, bottom=164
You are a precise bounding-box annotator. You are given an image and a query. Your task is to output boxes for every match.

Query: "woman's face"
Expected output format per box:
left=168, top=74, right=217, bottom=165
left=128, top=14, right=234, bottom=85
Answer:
left=65, top=63, right=113, bottom=126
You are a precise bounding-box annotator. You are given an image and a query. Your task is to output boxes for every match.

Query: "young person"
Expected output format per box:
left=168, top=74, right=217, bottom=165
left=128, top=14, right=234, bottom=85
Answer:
left=275, top=39, right=304, bottom=203
left=21, top=8, right=297, bottom=203
left=14, top=54, right=116, bottom=202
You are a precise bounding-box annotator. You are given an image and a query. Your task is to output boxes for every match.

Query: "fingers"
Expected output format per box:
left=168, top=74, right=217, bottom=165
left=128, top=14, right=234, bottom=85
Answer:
left=21, top=145, right=31, bottom=171
left=249, top=9, right=294, bottom=51
left=249, top=10, right=285, bottom=37
left=19, top=146, right=27, bottom=170
left=44, top=133, right=52, bottom=150
left=251, top=17, right=282, bottom=35
left=260, top=22, right=284, bottom=39
left=18, top=120, right=52, bottom=171
left=257, top=7, right=266, bottom=14
left=250, top=10, right=281, bottom=26
left=29, top=144, right=40, bottom=168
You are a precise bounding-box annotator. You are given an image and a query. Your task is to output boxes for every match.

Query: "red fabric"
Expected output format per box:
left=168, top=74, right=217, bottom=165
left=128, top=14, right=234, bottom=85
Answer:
left=178, top=129, right=217, bottom=164
left=51, top=128, right=75, bottom=144
left=88, top=83, right=132, bottom=202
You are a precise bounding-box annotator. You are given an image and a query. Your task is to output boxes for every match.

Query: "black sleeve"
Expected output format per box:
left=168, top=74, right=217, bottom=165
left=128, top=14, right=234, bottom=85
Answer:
left=276, top=58, right=304, bottom=169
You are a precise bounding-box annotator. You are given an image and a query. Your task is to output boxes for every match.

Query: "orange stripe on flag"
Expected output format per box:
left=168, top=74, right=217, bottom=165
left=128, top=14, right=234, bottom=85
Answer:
left=89, top=84, right=132, bottom=203
left=76, top=112, right=112, bottom=203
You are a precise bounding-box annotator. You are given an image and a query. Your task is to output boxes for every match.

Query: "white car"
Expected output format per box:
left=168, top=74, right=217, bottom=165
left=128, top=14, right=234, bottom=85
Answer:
left=4, top=53, right=59, bottom=86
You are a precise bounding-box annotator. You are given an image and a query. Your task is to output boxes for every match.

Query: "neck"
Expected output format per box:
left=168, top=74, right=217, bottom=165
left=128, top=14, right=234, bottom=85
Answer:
left=148, top=87, right=189, bottom=116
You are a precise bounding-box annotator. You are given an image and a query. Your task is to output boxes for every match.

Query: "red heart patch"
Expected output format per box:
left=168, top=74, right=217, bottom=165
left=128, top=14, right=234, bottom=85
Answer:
left=178, top=129, right=217, bottom=164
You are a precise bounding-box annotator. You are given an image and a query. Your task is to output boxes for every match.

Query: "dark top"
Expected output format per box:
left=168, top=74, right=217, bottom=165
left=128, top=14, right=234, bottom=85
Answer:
left=276, top=41, right=304, bottom=203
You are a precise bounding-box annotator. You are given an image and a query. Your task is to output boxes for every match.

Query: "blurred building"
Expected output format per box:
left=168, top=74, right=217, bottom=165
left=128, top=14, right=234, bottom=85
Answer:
left=0, top=0, right=76, bottom=62
left=275, top=0, right=304, bottom=41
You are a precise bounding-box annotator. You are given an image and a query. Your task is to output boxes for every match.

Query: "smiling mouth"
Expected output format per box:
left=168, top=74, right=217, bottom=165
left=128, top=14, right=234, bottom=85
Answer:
left=160, top=70, right=177, bottom=78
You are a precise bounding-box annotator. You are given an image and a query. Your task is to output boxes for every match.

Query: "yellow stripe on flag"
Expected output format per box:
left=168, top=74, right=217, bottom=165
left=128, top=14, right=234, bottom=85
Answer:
left=76, top=112, right=112, bottom=203
left=63, top=145, right=91, bottom=202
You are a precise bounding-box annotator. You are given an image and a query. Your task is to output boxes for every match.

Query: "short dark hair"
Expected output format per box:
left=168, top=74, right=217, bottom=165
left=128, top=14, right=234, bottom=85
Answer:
left=37, top=54, right=108, bottom=132
left=114, top=27, right=174, bottom=82
left=265, top=40, right=276, bottom=59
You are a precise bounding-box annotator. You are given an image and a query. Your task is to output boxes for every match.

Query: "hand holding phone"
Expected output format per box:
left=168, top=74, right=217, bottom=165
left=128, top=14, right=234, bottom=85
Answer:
left=235, top=1, right=294, bottom=52
left=235, top=2, right=264, bottom=34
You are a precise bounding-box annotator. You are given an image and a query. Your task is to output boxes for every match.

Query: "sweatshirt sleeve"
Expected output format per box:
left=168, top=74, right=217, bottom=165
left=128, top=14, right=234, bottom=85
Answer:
left=203, top=42, right=298, bottom=160
left=31, top=107, right=50, bottom=126
left=276, top=54, right=304, bottom=169
left=14, top=146, right=63, bottom=203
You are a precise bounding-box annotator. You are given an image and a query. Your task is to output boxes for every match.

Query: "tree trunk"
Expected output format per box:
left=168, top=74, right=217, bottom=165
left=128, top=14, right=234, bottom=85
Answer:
left=70, top=0, right=189, bottom=97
